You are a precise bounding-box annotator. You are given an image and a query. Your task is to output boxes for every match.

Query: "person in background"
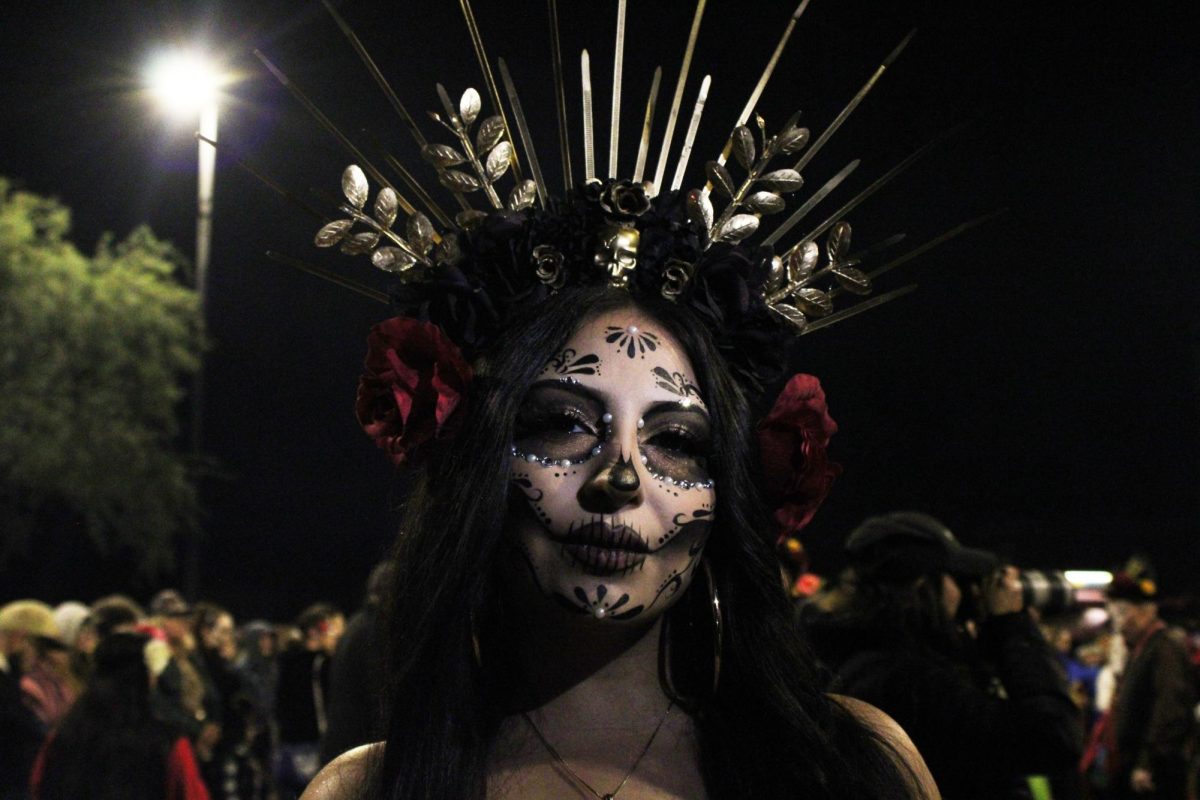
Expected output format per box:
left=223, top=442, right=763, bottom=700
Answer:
left=30, top=631, right=209, bottom=800
left=320, top=560, right=395, bottom=763
left=1085, top=568, right=1196, bottom=799
left=52, top=602, right=94, bottom=686
left=274, top=603, right=344, bottom=798
left=0, top=601, right=77, bottom=732
left=151, top=589, right=222, bottom=761
left=235, top=620, right=281, bottom=799
left=0, top=601, right=54, bottom=800
left=802, top=511, right=1082, bottom=799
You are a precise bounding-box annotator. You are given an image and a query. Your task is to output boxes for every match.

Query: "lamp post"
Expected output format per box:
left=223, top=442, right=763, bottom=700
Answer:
left=145, top=50, right=224, bottom=594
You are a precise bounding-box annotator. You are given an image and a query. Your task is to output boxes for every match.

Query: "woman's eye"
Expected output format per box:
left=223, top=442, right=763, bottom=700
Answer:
left=648, top=430, right=703, bottom=457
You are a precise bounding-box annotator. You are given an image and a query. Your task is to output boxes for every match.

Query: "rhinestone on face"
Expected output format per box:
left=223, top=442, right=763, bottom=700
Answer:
left=558, top=459, right=571, bottom=468
left=640, top=454, right=649, bottom=464
left=636, top=417, right=645, bottom=429
left=591, top=445, right=603, bottom=456
left=627, top=325, right=638, bottom=335
left=525, top=453, right=538, bottom=463
left=510, top=446, right=518, bottom=455
left=593, top=606, right=607, bottom=619
left=602, top=412, right=613, bottom=424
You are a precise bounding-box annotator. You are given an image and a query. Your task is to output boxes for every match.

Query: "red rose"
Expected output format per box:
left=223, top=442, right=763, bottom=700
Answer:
left=354, top=317, right=472, bottom=465
left=756, top=373, right=842, bottom=540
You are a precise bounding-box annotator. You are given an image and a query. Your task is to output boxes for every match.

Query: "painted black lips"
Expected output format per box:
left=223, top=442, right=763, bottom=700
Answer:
left=562, top=521, right=649, bottom=553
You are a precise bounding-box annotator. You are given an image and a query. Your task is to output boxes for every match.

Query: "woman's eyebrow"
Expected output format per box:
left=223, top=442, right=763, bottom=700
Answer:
left=642, top=401, right=712, bottom=424
left=526, top=379, right=605, bottom=405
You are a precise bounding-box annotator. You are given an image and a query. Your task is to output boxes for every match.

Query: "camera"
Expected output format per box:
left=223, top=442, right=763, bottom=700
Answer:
left=1019, top=569, right=1076, bottom=615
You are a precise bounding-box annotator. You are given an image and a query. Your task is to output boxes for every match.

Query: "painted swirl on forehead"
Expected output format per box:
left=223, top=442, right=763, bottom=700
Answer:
left=542, top=348, right=602, bottom=377
left=604, top=325, right=661, bottom=359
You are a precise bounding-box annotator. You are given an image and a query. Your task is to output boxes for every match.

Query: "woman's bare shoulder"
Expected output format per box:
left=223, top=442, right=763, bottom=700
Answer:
left=829, top=694, right=942, bottom=800
left=300, top=743, right=382, bottom=800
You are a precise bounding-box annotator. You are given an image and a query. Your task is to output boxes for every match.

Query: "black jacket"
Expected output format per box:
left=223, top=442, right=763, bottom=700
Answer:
left=804, top=608, right=1083, bottom=800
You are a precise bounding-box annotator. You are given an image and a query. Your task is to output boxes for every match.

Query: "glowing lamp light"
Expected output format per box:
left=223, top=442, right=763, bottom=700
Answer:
left=145, top=50, right=223, bottom=117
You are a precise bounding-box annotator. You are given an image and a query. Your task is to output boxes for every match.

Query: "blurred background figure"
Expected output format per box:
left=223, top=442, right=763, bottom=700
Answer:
left=235, top=619, right=280, bottom=797
left=29, top=630, right=209, bottom=800
left=194, top=602, right=265, bottom=800
left=801, top=511, right=1083, bottom=799
left=320, top=560, right=393, bottom=764
left=273, top=603, right=343, bottom=798
left=52, top=602, right=94, bottom=687
left=1082, top=562, right=1196, bottom=799
left=150, top=589, right=222, bottom=762
left=1, top=601, right=56, bottom=800
left=0, top=601, right=77, bottom=733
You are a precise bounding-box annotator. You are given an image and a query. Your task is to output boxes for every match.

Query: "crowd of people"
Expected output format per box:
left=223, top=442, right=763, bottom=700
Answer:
left=2, top=520, right=1196, bottom=800
left=0, top=563, right=393, bottom=800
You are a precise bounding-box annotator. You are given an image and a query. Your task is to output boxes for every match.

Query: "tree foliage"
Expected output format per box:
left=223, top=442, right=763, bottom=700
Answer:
left=0, top=178, right=204, bottom=573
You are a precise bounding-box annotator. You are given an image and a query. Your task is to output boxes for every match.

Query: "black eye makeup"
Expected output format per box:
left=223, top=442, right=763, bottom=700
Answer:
left=638, top=405, right=714, bottom=488
left=512, top=385, right=605, bottom=466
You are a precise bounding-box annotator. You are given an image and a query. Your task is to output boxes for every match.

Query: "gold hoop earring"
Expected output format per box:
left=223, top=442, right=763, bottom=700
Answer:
left=703, top=559, right=722, bottom=694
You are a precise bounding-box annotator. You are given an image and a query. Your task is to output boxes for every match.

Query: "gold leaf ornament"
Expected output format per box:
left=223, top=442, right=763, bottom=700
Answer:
left=770, top=301, right=808, bottom=332
left=705, top=161, right=737, bottom=198
left=788, top=240, right=819, bottom=284
left=373, top=188, right=398, bottom=230
left=713, top=213, right=759, bottom=243
left=341, top=231, right=380, bottom=255
left=791, top=287, right=833, bottom=317
left=508, top=180, right=538, bottom=211
left=459, top=87, right=482, bottom=126
left=746, top=191, right=784, bottom=214
left=733, top=125, right=756, bottom=171
left=439, top=169, right=482, bottom=193
left=314, top=219, right=353, bottom=248
left=486, top=141, right=513, bottom=182
left=686, top=188, right=714, bottom=232
left=776, top=126, right=810, bottom=155
left=758, top=169, right=804, bottom=193
left=827, top=221, right=852, bottom=261
left=406, top=212, right=435, bottom=254
left=342, top=165, right=369, bottom=210
left=372, top=247, right=417, bottom=273
left=475, top=116, right=506, bottom=152
left=421, top=143, right=468, bottom=168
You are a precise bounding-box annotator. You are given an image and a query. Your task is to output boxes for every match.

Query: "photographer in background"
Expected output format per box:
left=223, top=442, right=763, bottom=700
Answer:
left=801, top=511, right=1082, bottom=799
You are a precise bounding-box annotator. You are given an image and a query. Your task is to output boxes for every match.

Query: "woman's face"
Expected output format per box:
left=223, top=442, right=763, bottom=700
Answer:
left=506, top=309, right=716, bottom=626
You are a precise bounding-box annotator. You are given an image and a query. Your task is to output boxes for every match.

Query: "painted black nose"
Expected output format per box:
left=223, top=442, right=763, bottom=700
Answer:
left=578, top=453, right=642, bottom=513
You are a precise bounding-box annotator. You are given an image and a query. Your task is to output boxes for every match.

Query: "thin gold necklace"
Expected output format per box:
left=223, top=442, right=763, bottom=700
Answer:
left=520, top=701, right=674, bottom=800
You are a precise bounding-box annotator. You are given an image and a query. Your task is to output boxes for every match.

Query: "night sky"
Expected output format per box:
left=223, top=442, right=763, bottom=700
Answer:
left=1, top=1, right=1196, bottom=620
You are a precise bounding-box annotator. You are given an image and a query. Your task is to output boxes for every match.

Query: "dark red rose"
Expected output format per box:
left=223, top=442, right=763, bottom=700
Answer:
left=756, top=373, right=842, bottom=540
left=354, top=317, right=472, bottom=465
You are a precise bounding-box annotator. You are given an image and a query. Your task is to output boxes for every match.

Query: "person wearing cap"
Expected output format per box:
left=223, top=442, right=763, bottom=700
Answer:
left=1087, top=570, right=1196, bottom=799
left=801, top=511, right=1082, bottom=800
left=1, top=601, right=56, bottom=800
left=0, top=601, right=78, bottom=732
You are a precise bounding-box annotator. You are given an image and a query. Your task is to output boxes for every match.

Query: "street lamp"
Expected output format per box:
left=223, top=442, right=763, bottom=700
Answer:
left=144, top=48, right=224, bottom=452
left=145, top=49, right=227, bottom=594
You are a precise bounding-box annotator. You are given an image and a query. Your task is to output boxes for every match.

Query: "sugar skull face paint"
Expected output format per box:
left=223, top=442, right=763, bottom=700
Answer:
left=506, top=310, right=716, bottom=625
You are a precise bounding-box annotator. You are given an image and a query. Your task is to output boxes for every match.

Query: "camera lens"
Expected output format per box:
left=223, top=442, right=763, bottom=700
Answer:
left=1019, top=570, right=1075, bottom=614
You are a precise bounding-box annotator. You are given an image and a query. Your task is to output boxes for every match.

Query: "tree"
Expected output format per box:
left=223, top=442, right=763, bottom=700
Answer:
left=0, top=178, right=204, bottom=574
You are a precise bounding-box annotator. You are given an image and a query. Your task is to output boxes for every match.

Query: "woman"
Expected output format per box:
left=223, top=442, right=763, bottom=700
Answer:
left=304, top=287, right=936, bottom=798
left=31, top=631, right=209, bottom=800
left=259, top=4, right=952, bottom=794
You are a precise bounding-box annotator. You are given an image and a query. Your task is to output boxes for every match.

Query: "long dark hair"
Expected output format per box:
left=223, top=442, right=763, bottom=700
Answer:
left=37, top=632, right=175, bottom=800
left=376, top=285, right=917, bottom=799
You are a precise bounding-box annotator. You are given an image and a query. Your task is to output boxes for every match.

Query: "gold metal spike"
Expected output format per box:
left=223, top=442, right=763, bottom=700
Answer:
left=547, top=0, right=573, bottom=192
left=254, top=51, right=429, bottom=227
left=761, top=159, right=860, bottom=246
left=711, top=0, right=812, bottom=176
left=651, top=0, right=707, bottom=196
left=792, top=29, right=916, bottom=173
left=671, top=75, right=712, bottom=192
left=266, top=251, right=390, bottom=305
left=634, top=67, right=663, bottom=183
left=800, top=285, right=917, bottom=335
left=609, top=0, right=628, bottom=179
left=785, top=125, right=964, bottom=258
left=196, top=134, right=327, bottom=223
left=458, top=0, right=524, bottom=183
left=316, top=4, right=471, bottom=219
left=582, top=50, right=596, bottom=182
left=498, top=58, right=549, bottom=209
